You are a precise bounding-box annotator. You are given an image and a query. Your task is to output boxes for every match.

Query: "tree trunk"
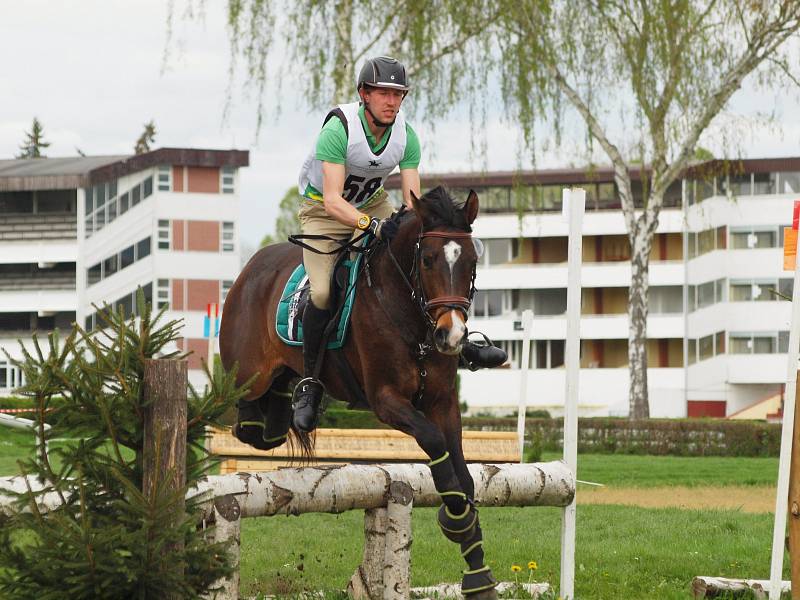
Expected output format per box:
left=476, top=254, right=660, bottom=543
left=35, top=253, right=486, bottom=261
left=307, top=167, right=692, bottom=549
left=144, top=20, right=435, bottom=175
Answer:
left=628, top=226, right=652, bottom=419
left=332, top=0, right=354, bottom=105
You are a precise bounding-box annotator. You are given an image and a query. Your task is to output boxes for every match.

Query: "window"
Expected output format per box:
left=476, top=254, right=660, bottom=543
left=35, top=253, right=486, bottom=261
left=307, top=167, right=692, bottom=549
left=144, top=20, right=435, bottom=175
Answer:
left=156, top=279, right=170, bottom=309
left=158, top=220, right=171, bottom=250
left=116, top=293, right=133, bottom=319
left=108, top=180, right=117, bottom=200
left=120, top=245, right=134, bottom=269
left=688, top=339, right=697, bottom=364
left=119, top=192, right=129, bottom=214
left=222, top=280, right=233, bottom=303
left=221, top=167, right=235, bottom=194
left=88, top=263, right=101, bottom=285
left=221, top=221, right=234, bottom=252
left=486, top=290, right=504, bottom=316
left=484, top=239, right=517, bottom=266
left=131, top=184, right=141, bottom=206
left=779, top=172, right=800, bottom=194
left=715, top=331, right=726, bottom=355
left=780, top=278, right=794, bottom=299
left=158, top=165, right=171, bottom=191
left=103, top=254, right=118, bottom=278
left=143, top=176, right=153, bottom=198
left=699, top=334, right=714, bottom=361
left=107, top=197, right=117, bottom=222
left=85, top=188, right=93, bottom=214
left=697, top=281, right=715, bottom=309
left=731, top=332, right=782, bottom=354
left=137, top=236, right=151, bottom=259
left=731, top=227, right=778, bottom=249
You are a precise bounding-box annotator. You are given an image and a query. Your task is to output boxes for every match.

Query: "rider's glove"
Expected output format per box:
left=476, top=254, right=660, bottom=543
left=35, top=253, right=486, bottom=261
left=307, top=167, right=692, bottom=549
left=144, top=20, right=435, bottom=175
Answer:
left=368, top=216, right=399, bottom=242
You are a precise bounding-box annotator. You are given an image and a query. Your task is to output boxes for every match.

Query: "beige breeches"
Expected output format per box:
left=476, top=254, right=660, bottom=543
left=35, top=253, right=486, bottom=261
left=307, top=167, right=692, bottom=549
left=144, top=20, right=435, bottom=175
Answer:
left=297, top=192, right=394, bottom=310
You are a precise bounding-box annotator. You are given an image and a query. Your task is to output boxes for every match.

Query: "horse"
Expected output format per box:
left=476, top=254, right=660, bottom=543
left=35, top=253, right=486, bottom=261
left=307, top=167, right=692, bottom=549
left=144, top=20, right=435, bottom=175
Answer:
left=219, top=186, right=498, bottom=597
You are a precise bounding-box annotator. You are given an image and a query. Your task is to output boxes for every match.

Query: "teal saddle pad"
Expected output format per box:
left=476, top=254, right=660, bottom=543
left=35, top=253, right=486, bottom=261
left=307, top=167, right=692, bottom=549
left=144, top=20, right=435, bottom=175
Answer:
left=275, top=251, right=363, bottom=349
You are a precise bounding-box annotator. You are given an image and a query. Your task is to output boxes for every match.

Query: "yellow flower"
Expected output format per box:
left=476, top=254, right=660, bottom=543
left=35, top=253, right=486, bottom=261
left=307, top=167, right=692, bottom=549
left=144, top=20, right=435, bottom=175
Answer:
left=528, top=561, right=538, bottom=570
left=511, top=565, right=522, bottom=572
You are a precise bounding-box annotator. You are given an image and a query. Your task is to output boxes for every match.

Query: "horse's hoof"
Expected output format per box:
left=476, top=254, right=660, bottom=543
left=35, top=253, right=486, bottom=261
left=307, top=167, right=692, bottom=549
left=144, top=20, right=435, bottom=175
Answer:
left=461, top=567, right=497, bottom=598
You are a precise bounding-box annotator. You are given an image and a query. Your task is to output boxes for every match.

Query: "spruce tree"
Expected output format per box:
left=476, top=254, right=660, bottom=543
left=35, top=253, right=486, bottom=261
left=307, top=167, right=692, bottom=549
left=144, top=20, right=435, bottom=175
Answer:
left=17, top=117, right=50, bottom=159
left=0, top=290, right=247, bottom=599
left=134, top=120, right=157, bottom=155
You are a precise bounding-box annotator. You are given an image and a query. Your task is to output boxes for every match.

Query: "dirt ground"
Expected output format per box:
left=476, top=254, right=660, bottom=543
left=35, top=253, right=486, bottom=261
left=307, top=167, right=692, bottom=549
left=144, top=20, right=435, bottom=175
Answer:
left=577, top=485, right=776, bottom=513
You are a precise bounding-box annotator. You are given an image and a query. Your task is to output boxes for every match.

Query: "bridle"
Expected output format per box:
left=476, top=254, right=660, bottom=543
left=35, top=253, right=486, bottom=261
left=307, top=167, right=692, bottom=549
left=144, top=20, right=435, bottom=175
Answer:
left=382, top=226, right=478, bottom=333
left=410, top=231, right=477, bottom=330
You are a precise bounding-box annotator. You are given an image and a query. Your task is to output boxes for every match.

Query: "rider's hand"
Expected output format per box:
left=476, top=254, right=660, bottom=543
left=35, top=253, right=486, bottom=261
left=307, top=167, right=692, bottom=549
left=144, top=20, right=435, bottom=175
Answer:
left=368, top=217, right=399, bottom=242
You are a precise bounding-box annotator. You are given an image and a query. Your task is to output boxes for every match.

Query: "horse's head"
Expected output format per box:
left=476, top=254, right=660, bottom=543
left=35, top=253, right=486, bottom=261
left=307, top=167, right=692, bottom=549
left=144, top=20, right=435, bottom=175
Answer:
left=409, top=186, right=480, bottom=355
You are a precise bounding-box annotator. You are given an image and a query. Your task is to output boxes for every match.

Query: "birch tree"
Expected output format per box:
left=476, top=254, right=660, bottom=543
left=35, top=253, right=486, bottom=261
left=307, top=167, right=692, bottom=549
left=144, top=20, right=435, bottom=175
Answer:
left=500, top=1, right=800, bottom=417
left=170, top=0, right=500, bottom=130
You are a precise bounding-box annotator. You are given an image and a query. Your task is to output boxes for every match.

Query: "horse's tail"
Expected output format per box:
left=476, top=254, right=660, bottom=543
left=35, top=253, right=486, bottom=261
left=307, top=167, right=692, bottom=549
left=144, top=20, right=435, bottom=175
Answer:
left=288, top=424, right=316, bottom=463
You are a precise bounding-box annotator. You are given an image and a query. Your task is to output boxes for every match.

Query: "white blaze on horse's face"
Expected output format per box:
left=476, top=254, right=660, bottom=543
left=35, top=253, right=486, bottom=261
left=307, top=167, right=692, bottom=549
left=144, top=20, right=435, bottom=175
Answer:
left=447, top=310, right=467, bottom=351
left=443, top=240, right=462, bottom=288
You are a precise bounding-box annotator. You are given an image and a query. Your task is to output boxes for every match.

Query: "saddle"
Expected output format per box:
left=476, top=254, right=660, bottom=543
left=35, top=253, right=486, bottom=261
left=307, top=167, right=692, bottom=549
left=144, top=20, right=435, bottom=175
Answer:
left=276, top=240, right=365, bottom=349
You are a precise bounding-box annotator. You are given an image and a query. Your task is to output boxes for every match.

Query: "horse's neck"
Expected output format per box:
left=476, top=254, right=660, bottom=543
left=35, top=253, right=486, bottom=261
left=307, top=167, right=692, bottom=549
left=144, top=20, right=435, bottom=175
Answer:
left=370, top=237, right=427, bottom=339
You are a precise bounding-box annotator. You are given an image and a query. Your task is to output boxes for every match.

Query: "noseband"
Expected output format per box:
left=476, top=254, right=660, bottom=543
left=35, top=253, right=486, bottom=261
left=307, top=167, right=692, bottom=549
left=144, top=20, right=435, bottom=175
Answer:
left=411, top=231, right=477, bottom=329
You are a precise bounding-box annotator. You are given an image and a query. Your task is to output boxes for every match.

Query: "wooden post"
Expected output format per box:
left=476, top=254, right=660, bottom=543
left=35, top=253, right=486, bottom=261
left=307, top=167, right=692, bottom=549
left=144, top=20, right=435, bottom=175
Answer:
left=790, top=370, right=800, bottom=599
left=143, top=359, right=188, bottom=598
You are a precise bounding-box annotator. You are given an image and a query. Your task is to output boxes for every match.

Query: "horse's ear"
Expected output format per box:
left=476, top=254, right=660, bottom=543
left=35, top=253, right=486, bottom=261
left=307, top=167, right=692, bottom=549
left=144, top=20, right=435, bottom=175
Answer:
left=410, top=189, right=425, bottom=217
left=465, top=189, right=479, bottom=224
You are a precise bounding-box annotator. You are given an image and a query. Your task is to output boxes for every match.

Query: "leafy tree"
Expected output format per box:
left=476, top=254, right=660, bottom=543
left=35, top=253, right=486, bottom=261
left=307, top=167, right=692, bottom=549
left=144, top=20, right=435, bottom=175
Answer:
left=16, top=117, right=50, bottom=159
left=0, top=291, right=246, bottom=598
left=498, top=1, right=800, bottom=417
left=134, top=120, right=157, bottom=154
left=171, top=0, right=501, bottom=130
left=261, top=186, right=301, bottom=247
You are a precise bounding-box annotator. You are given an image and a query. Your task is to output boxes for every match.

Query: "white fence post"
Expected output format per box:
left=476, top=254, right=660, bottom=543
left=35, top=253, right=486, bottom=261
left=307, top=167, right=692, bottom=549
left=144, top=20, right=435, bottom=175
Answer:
left=560, top=187, right=584, bottom=600
left=518, top=309, right=534, bottom=463
left=769, top=235, right=800, bottom=599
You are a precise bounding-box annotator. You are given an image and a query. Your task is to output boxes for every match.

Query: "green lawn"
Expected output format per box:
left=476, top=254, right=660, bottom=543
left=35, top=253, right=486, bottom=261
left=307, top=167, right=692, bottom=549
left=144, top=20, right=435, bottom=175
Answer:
left=0, top=428, right=786, bottom=598
left=240, top=504, right=782, bottom=599
left=551, top=452, right=780, bottom=488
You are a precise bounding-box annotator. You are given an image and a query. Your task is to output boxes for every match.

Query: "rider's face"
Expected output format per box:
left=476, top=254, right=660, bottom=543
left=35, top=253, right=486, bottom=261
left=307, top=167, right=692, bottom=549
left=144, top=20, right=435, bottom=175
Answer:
left=362, top=87, right=405, bottom=124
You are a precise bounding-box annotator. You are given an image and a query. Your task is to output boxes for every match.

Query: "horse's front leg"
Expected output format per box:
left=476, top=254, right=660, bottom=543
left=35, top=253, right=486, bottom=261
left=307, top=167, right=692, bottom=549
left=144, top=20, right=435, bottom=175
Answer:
left=372, top=388, right=497, bottom=598
left=426, top=394, right=498, bottom=599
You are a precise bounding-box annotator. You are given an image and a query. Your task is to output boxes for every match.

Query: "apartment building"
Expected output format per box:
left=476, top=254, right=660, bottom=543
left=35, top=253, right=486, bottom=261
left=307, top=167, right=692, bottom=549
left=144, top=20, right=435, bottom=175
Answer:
left=0, top=148, right=248, bottom=393
left=388, top=158, right=800, bottom=418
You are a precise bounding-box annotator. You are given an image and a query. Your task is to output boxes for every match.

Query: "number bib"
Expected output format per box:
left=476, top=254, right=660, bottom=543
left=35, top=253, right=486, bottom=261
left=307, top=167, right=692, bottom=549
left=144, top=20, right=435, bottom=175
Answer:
left=299, top=102, right=407, bottom=209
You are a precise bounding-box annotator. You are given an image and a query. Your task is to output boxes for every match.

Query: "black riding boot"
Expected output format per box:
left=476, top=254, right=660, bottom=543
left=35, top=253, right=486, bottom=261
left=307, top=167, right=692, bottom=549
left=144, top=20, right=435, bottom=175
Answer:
left=460, top=332, right=508, bottom=371
left=292, top=301, right=330, bottom=432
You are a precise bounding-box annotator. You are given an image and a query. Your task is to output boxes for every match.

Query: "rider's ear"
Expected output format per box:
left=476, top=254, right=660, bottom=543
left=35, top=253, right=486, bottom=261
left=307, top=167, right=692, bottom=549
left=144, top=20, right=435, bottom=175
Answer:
left=465, top=189, right=479, bottom=225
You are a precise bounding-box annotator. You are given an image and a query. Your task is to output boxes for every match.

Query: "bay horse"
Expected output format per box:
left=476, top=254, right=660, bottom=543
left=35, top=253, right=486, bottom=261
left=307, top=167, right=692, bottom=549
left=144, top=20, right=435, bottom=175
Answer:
left=219, top=186, right=498, bottom=597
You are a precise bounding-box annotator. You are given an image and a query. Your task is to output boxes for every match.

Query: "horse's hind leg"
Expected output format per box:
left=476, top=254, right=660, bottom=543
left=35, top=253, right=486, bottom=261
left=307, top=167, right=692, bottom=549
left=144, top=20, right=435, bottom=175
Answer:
left=233, top=370, right=295, bottom=451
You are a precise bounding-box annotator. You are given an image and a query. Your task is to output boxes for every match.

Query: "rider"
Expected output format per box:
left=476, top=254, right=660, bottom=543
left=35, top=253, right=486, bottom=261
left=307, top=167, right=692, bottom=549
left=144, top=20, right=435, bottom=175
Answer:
left=293, top=56, right=507, bottom=432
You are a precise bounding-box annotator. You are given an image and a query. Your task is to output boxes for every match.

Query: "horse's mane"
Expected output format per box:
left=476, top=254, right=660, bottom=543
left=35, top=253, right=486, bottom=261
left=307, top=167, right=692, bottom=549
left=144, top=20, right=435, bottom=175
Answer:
left=413, top=185, right=471, bottom=232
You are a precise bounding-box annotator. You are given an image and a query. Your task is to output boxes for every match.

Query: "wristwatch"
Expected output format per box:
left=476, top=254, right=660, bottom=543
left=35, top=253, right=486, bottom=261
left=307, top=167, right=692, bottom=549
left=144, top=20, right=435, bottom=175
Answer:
left=356, top=214, right=371, bottom=230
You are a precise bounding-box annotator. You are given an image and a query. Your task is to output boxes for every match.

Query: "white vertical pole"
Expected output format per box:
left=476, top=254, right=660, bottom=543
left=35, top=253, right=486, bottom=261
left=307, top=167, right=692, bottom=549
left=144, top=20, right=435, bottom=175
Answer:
left=560, top=188, right=584, bottom=600
left=517, top=309, right=534, bottom=463
left=769, top=246, right=800, bottom=599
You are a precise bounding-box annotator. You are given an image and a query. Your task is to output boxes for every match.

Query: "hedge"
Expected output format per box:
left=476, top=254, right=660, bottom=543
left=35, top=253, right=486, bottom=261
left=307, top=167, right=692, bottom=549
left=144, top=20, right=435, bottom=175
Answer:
left=462, top=417, right=782, bottom=458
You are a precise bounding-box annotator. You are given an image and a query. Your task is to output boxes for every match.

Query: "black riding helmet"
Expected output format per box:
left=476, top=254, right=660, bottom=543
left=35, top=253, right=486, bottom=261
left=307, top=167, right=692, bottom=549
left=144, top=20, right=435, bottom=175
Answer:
left=356, top=56, right=409, bottom=92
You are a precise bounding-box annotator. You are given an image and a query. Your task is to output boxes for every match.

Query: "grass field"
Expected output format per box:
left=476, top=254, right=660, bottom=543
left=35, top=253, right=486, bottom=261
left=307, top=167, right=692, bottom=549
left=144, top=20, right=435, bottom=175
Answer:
left=0, top=427, right=787, bottom=598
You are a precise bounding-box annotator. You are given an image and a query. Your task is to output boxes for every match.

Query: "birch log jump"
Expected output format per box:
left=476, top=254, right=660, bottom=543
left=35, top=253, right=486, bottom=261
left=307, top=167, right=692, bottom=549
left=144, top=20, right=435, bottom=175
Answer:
left=192, top=461, right=575, bottom=518
left=191, top=461, right=574, bottom=600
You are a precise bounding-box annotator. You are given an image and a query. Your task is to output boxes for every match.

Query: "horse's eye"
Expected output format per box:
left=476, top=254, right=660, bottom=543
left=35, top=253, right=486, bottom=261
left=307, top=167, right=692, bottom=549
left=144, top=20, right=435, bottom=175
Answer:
left=422, top=255, right=434, bottom=269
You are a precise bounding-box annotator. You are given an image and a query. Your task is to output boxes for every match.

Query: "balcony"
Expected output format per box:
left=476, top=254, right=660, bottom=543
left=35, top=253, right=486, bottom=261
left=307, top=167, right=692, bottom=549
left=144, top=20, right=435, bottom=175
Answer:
left=0, top=213, right=77, bottom=241
left=0, top=263, right=76, bottom=292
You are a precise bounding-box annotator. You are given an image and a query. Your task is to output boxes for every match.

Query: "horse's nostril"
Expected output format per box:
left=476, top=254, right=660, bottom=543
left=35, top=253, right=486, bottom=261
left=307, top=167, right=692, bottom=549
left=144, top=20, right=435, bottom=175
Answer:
left=434, top=328, right=448, bottom=346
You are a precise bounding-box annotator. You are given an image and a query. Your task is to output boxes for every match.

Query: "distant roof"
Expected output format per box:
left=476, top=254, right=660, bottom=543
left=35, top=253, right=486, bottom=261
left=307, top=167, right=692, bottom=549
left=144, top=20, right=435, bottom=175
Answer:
left=385, top=156, right=800, bottom=189
left=0, top=147, right=249, bottom=192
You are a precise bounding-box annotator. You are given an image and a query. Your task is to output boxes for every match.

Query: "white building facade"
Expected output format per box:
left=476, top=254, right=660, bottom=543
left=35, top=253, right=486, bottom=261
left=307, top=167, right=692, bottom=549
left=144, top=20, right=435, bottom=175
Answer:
left=389, top=159, right=800, bottom=418
left=0, top=148, right=247, bottom=394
